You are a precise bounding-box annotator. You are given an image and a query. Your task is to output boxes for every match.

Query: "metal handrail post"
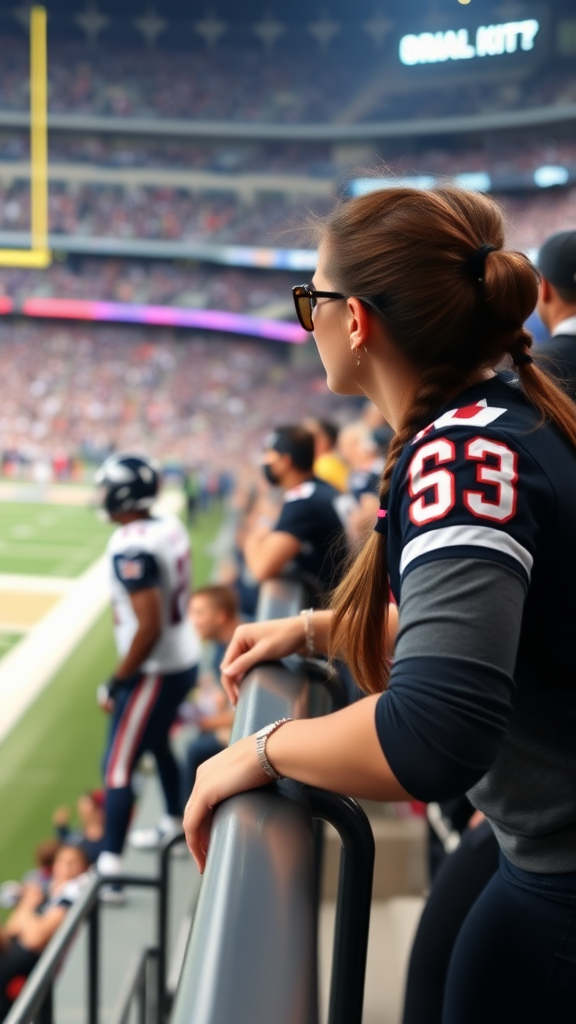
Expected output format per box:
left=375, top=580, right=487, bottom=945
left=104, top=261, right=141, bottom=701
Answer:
left=87, top=897, right=100, bottom=1024
left=5, top=875, right=160, bottom=1024
left=157, top=831, right=188, bottom=1022
left=170, top=661, right=319, bottom=1024
left=4, top=876, right=100, bottom=1024
left=307, top=789, right=375, bottom=1024
left=36, top=984, right=52, bottom=1024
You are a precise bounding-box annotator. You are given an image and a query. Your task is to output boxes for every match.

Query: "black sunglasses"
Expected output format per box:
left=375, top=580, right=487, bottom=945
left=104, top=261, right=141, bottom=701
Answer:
left=292, top=284, right=345, bottom=332
left=292, top=283, right=387, bottom=333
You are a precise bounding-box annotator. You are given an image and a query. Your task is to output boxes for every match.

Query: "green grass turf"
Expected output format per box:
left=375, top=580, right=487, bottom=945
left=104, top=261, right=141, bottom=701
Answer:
left=0, top=504, right=223, bottom=888
left=0, top=632, right=25, bottom=659
left=0, top=503, right=114, bottom=577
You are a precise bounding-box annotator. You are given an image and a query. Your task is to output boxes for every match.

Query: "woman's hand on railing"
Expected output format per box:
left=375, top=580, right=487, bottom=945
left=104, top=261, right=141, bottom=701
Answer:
left=220, top=615, right=309, bottom=704
left=183, top=736, right=269, bottom=873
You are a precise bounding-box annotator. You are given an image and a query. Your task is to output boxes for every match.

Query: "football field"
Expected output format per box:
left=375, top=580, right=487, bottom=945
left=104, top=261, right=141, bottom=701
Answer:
left=0, top=492, right=222, bottom=887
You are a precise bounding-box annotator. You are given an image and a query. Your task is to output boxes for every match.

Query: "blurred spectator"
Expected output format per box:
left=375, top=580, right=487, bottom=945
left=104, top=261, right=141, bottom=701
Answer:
left=338, top=420, right=383, bottom=501
left=536, top=229, right=576, bottom=397
left=243, top=424, right=351, bottom=597
left=305, top=418, right=349, bottom=492
left=181, top=586, right=240, bottom=801
left=183, top=469, right=200, bottom=525
left=52, top=791, right=106, bottom=865
left=338, top=419, right=383, bottom=547
left=0, top=841, right=61, bottom=911
left=0, top=845, right=91, bottom=1022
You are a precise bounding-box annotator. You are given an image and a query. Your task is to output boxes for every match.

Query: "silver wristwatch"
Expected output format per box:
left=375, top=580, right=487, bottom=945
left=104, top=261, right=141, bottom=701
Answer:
left=255, top=718, right=292, bottom=780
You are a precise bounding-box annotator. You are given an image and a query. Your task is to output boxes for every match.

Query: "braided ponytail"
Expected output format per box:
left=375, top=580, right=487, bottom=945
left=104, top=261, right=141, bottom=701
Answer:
left=330, top=365, right=468, bottom=693
left=321, top=185, right=576, bottom=694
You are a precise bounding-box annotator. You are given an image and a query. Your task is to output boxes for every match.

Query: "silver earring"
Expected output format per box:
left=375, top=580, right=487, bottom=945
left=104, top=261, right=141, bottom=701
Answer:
left=351, top=346, right=361, bottom=366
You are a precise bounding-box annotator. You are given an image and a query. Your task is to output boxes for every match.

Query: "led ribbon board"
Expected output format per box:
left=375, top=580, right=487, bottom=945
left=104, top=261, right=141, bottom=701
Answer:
left=4, top=297, right=308, bottom=344
left=399, top=19, right=540, bottom=65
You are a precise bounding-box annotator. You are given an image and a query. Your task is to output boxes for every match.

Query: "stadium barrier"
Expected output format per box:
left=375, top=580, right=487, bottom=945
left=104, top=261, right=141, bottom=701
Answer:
left=169, top=578, right=374, bottom=1024
left=6, top=579, right=374, bottom=1024
left=4, top=832, right=186, bottom=1024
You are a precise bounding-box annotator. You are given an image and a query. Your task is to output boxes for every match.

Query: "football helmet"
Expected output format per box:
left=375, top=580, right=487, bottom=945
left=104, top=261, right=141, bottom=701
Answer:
left=95, top=453, right=161, bottom=515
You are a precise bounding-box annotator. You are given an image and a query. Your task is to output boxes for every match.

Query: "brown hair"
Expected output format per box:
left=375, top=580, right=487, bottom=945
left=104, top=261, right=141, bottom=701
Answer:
left=555, top=284, right=576, bottom=305
left=193, top=584, right=239, bottom=619
left=324, top=186, right=576, bottom=694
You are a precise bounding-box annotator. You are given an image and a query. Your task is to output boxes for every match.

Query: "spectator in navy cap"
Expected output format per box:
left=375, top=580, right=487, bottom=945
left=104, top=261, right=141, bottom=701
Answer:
left=536, top=229, right=576, bottom=397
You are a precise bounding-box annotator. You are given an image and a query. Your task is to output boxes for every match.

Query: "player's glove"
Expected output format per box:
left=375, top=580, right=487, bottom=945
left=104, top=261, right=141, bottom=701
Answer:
left=96, top=677, right=121, bottom=710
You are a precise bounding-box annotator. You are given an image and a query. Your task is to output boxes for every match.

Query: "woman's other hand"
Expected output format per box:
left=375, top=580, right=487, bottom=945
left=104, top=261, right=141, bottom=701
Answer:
left=183, top=736, right=269, bottom=873
left=220, top=615, right=307, bottom=704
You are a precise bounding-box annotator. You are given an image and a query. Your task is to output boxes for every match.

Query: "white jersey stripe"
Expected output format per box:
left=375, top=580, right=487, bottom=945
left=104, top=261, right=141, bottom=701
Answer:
left=400, top=524, right=533, bottom=579
left=106, top=675, right=161, bottom=788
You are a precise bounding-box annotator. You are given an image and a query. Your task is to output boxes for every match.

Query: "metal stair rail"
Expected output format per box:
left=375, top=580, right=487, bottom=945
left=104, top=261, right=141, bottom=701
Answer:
left=169, top=578, right=375, bottom=1024
left=5, top=832, right=186, bottom=1024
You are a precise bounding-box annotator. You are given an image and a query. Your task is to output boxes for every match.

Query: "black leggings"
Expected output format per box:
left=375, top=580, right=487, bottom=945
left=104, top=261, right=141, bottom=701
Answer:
left=403, top=822, right=576, bottom=1024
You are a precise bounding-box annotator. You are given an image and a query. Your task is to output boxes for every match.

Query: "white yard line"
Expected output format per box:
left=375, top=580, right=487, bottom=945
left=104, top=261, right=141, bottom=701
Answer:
left=0, top=574, right=75, bottom=593
left=0, top=554, right=110, bottom=745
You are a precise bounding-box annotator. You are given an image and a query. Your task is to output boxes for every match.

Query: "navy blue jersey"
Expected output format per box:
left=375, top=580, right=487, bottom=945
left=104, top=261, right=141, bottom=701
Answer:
left=376, top=374, right=576, bottom=870
left=273, top=478, right=350, bottom=593
left=387, top=375, right=576, bottom=682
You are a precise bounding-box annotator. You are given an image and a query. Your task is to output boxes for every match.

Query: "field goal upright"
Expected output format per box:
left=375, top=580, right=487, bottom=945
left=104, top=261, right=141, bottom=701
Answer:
left=0, top=5, right=51, bottom=268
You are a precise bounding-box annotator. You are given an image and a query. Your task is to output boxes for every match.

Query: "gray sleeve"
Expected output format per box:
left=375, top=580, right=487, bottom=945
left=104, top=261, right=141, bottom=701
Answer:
left=394, top=557, right=527, bottom=675
left=375, top=557, right=527, bottom=801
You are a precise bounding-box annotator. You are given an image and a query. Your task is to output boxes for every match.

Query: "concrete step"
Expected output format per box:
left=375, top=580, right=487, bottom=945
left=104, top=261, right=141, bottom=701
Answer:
left=319, top=896, right=425, bottom=1024
left=321, top=803, right=428, bottom=901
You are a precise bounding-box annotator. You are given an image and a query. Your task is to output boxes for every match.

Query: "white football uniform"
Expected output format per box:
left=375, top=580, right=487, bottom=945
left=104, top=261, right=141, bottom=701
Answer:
left=107, top=514, right=200, bottom=674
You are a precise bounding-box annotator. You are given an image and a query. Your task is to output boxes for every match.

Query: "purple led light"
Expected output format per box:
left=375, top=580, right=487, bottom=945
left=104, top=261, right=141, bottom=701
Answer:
left=83, top=300, right=306, bottom=343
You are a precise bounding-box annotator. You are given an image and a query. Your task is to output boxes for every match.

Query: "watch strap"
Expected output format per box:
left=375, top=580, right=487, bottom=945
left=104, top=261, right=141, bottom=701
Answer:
left=255, top=718, right=292, bottom=780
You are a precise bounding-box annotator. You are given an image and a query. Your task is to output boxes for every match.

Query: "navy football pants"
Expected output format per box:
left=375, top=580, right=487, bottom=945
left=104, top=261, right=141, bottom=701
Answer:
left=403, top=824, right=576, bottom=1024
left=102, top=665, right=197, bottom=855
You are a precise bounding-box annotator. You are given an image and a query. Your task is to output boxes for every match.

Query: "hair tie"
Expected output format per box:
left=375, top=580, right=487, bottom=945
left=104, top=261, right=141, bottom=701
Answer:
left=511, top=346, right=534, bottom=366
left=467, top=243, right=496, bottom=281
left=374, top=507, right=388, bottom=536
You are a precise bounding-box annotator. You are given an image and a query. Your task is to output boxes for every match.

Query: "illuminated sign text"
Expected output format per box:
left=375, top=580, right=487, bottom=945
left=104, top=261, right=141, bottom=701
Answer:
left=399, top=19, right=539, bottom=65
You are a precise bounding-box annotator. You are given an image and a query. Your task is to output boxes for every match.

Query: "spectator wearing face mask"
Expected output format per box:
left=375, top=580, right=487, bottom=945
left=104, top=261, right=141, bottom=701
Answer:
left=243, top=424, right=351, bottom=597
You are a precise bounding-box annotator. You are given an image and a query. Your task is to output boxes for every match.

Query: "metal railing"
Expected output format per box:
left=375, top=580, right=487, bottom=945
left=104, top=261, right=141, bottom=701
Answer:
left=7, top=579, right=374, bottom=1024
left=5, top=833, right=186, bottom=1024
left=170, top=579, right=374, bottom=1024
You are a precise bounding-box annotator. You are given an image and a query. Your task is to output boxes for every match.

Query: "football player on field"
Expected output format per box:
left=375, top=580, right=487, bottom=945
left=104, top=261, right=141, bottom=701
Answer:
left=94, top=454, right=200, bottom=897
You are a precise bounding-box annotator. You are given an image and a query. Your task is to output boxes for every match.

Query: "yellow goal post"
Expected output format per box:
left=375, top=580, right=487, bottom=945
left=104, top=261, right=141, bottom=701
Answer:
left=0, top=5, right=51, bottom=268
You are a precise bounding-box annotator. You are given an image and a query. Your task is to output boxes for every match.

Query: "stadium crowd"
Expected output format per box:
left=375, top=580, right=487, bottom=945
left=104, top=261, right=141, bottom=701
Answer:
left=0, top=182, right=329, bottom=246
left=0, top=132, right=336, bottom=177
left=0, top=322, right=358, bottom=473
left=0, top=259, right=295, bottom=314
left=0, top=178, right=575, bottom=253
left=2, top=129, right=576, bottom=180
left=0, top=35, right=574, bottom=123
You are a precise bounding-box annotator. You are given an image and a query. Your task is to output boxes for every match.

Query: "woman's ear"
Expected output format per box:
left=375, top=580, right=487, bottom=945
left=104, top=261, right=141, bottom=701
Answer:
left=347, top=296, right=372, bottom=349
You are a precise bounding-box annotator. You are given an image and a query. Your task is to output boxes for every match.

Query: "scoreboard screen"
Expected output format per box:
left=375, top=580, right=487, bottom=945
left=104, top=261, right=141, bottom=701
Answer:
left=394, top=4, right=549, bottom=77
